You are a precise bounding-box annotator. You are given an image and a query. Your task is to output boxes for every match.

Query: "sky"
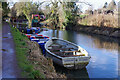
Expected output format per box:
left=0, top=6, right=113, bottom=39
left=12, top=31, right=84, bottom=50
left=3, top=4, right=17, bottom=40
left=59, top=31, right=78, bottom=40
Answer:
left=77, top=0, right=120, bottom=11
left=8, top=0, right=120, bottom=12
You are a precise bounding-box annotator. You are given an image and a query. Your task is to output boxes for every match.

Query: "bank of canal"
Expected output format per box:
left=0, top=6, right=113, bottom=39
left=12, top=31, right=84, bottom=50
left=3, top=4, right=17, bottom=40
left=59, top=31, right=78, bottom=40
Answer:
left=38, top=28, right=120, bottom=78
left=8, top=23, right=66, bottom=78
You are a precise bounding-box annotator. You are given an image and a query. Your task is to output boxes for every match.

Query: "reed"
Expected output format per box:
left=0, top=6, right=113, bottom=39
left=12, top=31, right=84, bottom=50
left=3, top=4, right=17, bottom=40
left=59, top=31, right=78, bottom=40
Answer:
left=78, top=14, right=118, bottom=28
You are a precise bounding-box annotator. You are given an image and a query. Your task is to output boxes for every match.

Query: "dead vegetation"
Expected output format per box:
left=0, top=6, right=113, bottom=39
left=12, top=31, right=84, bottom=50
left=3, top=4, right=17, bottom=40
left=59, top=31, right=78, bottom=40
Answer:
left=78, top=14, right=118, bottom=28
left=25, top=39, right=66, bottom=78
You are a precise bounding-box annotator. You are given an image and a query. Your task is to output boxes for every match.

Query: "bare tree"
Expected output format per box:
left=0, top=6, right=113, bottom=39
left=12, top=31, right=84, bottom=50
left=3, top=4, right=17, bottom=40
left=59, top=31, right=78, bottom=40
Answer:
left=107, top=0, right=116, bottom=10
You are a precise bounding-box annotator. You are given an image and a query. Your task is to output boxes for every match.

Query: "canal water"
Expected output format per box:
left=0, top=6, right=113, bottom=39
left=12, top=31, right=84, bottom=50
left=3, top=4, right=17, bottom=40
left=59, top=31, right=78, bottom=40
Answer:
left=39, top=28, right=120, bottom=78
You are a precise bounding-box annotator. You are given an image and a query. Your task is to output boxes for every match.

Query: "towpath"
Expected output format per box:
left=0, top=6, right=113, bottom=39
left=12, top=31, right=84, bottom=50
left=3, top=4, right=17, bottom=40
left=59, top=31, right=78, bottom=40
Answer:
left=2, top=22, right=21, bottom=78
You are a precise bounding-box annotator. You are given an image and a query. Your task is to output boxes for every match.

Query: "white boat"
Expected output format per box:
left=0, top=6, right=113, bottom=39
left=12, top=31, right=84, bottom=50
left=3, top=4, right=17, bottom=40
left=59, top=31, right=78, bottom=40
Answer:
left=45, top=37, right=91, bottom=69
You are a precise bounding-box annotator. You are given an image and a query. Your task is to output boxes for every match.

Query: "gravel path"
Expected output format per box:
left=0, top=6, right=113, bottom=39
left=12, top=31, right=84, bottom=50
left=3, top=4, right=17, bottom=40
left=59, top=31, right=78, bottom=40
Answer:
left=2, top=22, right=21, bottom=78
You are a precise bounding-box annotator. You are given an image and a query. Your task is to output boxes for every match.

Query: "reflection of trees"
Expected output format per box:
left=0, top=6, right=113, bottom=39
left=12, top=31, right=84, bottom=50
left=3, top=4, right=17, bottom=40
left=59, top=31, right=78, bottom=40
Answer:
left=63, top=30, right=69, bottom=40
left=52, top=29, right=55, bottom=37
left=118, top=43, right=120, bottom=76
left=93, top=38, right=118, bottom=51
left=52, top=30, right=76, bottom=43
left=62, top=30, right=76, bottom=42
left=65, top=68, right=90, bottom=78
left=56, top=30, right=59, bottom=38
left=52, top=29, right=59, bottom=38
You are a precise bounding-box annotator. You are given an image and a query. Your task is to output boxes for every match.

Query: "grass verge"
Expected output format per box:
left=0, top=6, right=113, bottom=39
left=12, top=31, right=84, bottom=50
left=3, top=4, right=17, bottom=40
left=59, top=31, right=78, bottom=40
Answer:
left=10, top=23, right=45, bottom=79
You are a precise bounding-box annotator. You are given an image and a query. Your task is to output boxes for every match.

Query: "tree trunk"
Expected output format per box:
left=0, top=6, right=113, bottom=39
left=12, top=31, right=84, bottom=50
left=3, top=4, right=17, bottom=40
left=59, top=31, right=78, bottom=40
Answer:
left=28, top=19, right=31, bottom=28
left=24, top=13, right=31, bottom=28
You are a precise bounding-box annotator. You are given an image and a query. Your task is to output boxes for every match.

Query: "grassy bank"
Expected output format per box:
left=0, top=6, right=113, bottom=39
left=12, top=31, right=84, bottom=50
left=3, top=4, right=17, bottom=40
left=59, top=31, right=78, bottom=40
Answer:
left=10, top=24, right=45, bottom=79
left=10, top=23, right=66, bottom=79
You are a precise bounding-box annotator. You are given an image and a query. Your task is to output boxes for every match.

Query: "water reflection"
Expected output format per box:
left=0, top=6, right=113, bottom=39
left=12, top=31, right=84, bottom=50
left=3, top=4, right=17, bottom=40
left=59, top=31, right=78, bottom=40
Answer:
left=118, top=43, right=120, bottom=78
left=52, top=30, right=55, bottom=37
left=39, top=28, right=119, bottom=78
left=93, top=38, right=118, bottom=51
left=52, top=30, right=59, bottom=38
left=54, top=63, right=90, bottom=79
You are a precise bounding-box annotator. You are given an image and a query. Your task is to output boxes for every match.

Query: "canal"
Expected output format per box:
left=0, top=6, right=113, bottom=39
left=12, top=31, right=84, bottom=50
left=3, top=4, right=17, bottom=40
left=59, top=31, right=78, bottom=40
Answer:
left=39, top=28, right=120, bottom=78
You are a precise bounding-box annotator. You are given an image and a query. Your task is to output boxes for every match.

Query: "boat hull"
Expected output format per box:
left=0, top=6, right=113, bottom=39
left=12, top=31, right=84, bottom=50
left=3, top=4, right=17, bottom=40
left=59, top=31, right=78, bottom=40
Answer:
left=62, top=56, right=90, bottom=69
left=45, top=38, right=91, bottom=69
left=46, top=51, right=90, bottom=69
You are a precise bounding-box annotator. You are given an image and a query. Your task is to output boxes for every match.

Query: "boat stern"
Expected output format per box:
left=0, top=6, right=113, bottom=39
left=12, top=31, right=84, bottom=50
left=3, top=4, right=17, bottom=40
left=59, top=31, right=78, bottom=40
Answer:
left=62, top=56, right=91, bottom=69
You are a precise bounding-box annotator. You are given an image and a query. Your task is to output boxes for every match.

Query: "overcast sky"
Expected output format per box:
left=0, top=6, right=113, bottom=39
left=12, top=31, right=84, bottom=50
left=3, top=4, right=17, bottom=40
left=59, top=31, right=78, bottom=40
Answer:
left=77, top=0, right=119, bottom=11
left=8, top=0, right=120, bottom=12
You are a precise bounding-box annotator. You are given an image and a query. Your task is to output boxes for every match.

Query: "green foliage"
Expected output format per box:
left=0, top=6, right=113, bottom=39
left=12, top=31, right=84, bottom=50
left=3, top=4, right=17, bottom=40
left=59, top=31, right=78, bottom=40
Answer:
left=80, top=15, right=86, bottom=18
left=63, top=2, right=78, bottom=29
left=43, top=0, right=80, bottom=29
left=13, top=1, right=44, bottom=28
left=2, top=2, right=10, bottom=19
left=21, top=2, right=33, bottom=28
left=29, top=70, right=45, bottom=79
left=49, top=0, right=60, bottom=29
left=10, top=24, right=45, bottom=79
left=0, top=2, right=2, bottom=8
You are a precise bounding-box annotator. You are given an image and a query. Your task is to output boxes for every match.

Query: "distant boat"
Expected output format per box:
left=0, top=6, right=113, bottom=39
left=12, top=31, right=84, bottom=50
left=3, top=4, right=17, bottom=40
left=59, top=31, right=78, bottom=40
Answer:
left=45, top=37, right=91, bottom=69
